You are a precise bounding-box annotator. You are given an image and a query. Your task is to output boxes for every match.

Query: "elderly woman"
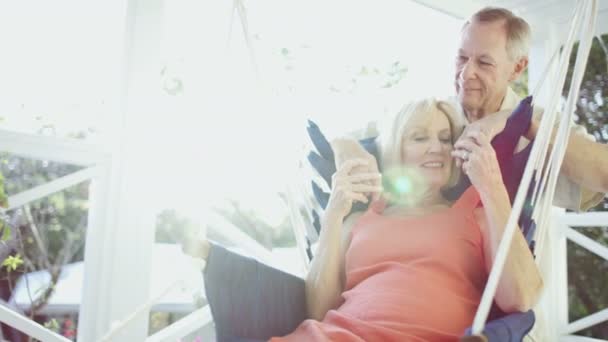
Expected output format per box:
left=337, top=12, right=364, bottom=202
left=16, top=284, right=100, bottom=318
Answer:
left=268, top=98, right=543, bottom=341
left=184, top=98, right=542, bottom=341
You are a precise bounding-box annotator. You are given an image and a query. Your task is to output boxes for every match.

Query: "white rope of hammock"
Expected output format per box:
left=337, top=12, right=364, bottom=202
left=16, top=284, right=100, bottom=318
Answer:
left=471, top=0, right=599, bottom=335
left=533, top=0, right=598, bottom=258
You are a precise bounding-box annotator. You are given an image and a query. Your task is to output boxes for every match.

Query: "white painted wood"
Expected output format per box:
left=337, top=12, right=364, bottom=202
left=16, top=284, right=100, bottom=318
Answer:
left=559, top=212, right=608, bottom=227
left=561, top=335, right=608, bottom=342
left=0, top=304, right=72, bottom=342
left=528, top=23, right=560, bottom=110
left=77, top=0, right=164, bottom=340
left=528, top=208, right=565, bottom=342
left=564, top=308, right=608, bottom=335
left=412, top=0, right=608, bottom=38
left=410, top=0, right=478, bottom=19
left=564, top=227, right=608, bottom=261
left=6, top=166, right=100, bottom=211
left=145, top=305, right=212, bottom=342
left=0, top=128, right=109, bottom=166
left=556, top=222, right=571, bottom=333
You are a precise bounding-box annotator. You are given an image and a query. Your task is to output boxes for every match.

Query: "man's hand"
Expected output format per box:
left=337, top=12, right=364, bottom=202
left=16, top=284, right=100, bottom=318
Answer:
left=454, top=109, right=510, bottom=167
left=331, top=138, right=381, bottom=200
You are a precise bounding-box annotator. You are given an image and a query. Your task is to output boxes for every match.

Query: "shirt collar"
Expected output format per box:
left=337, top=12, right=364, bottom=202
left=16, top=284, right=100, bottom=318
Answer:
left=499, top=87, right=521, bottom=111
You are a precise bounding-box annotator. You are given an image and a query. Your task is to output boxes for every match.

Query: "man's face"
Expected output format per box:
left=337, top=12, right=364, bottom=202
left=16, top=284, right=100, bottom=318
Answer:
left=455, top=20, right=521, bottom=118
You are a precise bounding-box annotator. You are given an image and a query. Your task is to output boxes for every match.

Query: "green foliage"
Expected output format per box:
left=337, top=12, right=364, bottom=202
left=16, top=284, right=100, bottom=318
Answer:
left=512, top=68, right=529, bottom=98
left=2, top=254, right=23, bottom=272
left=1, top=224, right=10, bottom=241
left=278, top=44, right=408, bottom=94
left=381, top=61, right=408, bottom=89
left=211, top=199, right=295, bottom=249
left=0, top=153, right=89, bottom=322
left=155, top=209, right=200, bottom=244
left=0, top=172, right=7, bottom=208
left=44, top=318, right=60, bottom=333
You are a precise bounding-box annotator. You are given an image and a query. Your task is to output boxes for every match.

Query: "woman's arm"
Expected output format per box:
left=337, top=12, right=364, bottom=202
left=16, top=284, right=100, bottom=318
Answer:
left=474, top=191, right=543, bottom=313
left=305, top=212, right=361, bottom=320
left=455, top=131, right=543, bottom=313
left=305, top=159, right=382, bottom=320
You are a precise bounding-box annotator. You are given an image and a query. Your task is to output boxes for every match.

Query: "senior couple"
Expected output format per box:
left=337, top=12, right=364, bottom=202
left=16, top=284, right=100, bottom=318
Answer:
left=183, top=6, right=608, bottom=342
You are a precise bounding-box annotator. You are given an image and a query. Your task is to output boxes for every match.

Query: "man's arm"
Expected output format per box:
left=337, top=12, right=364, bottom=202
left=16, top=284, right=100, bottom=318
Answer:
left=526, top=117, right=608, bottom=194
left=456, top=109, right=608, bottom=198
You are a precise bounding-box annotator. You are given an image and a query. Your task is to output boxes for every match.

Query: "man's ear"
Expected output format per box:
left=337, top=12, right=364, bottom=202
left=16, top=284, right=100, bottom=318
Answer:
left=509, top=56, right=529, bottom=82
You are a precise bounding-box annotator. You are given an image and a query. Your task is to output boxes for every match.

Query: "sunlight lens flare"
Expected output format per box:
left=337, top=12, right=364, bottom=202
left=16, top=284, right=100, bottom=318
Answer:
left=382, top=167, right=428, bottom=206
left=394, top=176, right=412, bottom=195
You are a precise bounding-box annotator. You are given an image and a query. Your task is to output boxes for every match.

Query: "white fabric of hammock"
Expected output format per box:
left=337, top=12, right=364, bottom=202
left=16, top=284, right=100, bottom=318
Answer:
left=471, top=0, right=599, bottom=335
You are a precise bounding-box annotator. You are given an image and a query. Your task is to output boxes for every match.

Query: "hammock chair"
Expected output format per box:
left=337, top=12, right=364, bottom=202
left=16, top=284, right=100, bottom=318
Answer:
left=101, top=1, right=601, bottom=341
left=202, top=97, right=539, bottom=342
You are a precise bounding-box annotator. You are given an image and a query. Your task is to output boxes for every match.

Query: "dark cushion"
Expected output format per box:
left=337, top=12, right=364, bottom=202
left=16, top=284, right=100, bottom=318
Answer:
left=463, top=310, right=536, bottom=342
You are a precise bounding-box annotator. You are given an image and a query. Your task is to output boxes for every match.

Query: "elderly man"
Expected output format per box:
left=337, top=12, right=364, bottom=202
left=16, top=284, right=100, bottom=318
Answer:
left=334, top=6, right=607, bottom=211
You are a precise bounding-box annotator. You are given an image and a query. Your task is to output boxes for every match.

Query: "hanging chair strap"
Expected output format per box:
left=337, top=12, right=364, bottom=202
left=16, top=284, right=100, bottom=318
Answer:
left=470, top=0, right=599, bottom=335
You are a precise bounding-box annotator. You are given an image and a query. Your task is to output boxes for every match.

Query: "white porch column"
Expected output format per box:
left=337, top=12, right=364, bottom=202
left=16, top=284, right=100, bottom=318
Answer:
left=525, top=207, right=567, bottom=341
left=78, top=0, right=164, bottom=340
left=528, top=23, right=560, bottom=107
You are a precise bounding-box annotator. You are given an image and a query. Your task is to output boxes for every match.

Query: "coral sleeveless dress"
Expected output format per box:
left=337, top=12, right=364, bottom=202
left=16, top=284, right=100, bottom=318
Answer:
left=272, top=187, right=487, bottom=342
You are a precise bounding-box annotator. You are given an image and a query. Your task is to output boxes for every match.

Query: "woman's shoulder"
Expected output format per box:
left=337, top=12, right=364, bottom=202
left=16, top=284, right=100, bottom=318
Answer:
left=343, top=211, right=366, bottom=229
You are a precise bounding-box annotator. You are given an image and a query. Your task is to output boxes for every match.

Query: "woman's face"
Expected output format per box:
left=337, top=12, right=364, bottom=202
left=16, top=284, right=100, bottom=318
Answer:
left=400, top=107, right=453, bottom=190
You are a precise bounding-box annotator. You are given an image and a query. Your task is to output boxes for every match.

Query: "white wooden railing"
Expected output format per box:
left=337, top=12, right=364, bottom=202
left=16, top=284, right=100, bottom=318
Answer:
left=0, top=128, right=108, bottom=342
left=557, top=210, right=608, bottom=341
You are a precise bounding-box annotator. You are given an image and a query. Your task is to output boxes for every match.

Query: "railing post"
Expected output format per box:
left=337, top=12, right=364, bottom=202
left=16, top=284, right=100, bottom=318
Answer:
left=554, top=210, right=570, bottom=337
left=77, top=0, right=164, bottom=340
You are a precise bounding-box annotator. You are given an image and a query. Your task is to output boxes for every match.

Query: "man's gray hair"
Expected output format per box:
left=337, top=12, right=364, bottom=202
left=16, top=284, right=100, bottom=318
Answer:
left=464, top=7, right=531, bottom=60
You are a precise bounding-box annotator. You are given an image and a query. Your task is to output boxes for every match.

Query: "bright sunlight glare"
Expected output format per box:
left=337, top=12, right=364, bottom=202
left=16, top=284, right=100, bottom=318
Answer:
left=0, top=0, right=462, bottom=230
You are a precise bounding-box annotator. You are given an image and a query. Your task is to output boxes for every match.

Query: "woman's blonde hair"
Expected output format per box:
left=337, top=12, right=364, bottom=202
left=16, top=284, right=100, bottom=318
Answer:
left=376, top=98, right=464, bottom=191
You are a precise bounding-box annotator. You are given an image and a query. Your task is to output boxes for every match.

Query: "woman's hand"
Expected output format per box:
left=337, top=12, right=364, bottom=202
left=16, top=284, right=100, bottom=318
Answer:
left=331, top=138, right=381, bottom=199
left=453, top=109, right=510, bottom=168
left=456, top=131, right=544, bottom=313
left=452, top=130, right=504, bottom=196
left=326, top=158, right=383, bottom=220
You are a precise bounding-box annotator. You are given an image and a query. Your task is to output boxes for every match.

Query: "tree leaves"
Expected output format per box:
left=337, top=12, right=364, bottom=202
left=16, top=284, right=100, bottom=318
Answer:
left=0, top=172, right=7, bottom=208
left=1, top=223, right=10, bottom=242
left=2, top=254, right=23, bottom=272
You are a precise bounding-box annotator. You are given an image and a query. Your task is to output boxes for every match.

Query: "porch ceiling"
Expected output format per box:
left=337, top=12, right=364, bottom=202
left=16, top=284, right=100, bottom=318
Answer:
left=412, top=0, right=608, bottom=41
